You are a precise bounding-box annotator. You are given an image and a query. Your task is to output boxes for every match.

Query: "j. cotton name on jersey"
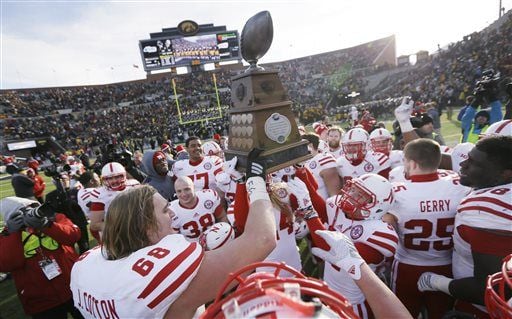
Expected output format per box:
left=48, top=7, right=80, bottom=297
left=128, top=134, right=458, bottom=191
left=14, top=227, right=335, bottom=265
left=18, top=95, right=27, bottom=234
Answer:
left=75, top=289, right=119, bottom=319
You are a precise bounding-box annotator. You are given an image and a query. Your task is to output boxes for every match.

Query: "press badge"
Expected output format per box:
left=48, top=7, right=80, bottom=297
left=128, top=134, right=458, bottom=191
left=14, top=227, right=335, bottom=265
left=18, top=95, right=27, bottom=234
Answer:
left=39, top=257, right=62, bottom=280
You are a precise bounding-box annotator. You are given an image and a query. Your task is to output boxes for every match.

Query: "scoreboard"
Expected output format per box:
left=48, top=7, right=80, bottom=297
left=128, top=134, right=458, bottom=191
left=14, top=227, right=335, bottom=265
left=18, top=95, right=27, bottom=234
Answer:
left=139, top=23, right=240, bottom=72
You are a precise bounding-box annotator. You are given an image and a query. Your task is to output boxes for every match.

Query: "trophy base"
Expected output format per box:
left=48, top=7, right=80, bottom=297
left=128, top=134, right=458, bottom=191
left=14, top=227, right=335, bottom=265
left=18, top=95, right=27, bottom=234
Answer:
left=224, top=140, right=312, bottom=174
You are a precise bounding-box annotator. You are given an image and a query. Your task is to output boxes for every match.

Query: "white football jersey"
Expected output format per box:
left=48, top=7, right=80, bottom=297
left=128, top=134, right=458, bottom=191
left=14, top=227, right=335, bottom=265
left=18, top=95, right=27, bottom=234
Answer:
left=327, top=147, right=344, bottom=160
left=172, top=156, right=223, bottom=191
left=77, top=187, right=96, bottom=218
left=89, top=179, right=140, bottom=214
left=170, top=189, right=222, bottom=241
left=306, top=152, right=338, bottom=198
left=257, top=206, right=301, bottom=276
left=389, top=167, right=459, bottom=183
left=389, top=150, right=404, bottom=169
left=324, top=195, right=398, bottom=305
left=452, top=183, right=512, bottom=314
left=71, top=235, right=203, bottom=319
left=337, top=151, right=390, bottom=183
left=453, top=183, right=512, bottom=280
left=390, top=175, right=471, bottom=266
left=215, top=177, right=237, bottom=206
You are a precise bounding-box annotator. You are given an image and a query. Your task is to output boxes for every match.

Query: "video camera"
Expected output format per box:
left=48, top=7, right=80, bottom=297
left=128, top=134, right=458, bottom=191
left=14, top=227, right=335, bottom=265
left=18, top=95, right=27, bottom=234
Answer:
left=110, top=149, right=134, bottom=169
left=474, top=69, right=501, bottom=96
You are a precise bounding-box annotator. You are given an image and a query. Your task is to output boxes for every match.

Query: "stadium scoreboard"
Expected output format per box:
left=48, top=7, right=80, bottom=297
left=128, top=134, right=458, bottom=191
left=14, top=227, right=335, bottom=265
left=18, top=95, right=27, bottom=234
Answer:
left=139, top=21, right=241, bottom=72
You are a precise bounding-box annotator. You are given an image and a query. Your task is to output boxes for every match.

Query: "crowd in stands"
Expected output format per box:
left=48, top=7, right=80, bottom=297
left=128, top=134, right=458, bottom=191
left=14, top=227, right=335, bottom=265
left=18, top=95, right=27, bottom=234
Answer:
left=1, top=13, right=511, bottom=153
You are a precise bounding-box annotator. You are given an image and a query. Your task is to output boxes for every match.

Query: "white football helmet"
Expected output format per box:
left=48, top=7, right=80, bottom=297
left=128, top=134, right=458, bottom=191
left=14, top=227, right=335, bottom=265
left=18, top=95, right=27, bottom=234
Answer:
left=338, top=173, right=393, bottom=220
left=450, top=142, right=475, bottom=174
left=342, top=128, right=369, bottom=162
left=201, top=262, right=358, bottom=318
left=485, top=254, right=512, bottom=319
left=369, top=128, right=392, bottom=155
left=101, top=162, right=127, bottom=191
left=482, top=119, right=512, bottom=138
left=200, top=222, right=235, bottom=251
left=202, top=141, right=223, bottom=157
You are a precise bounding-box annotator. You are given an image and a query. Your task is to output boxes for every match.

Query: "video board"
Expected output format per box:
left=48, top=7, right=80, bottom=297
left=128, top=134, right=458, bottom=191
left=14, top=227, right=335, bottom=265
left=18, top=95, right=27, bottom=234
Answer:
left=139, top=31, right=240, bottom=71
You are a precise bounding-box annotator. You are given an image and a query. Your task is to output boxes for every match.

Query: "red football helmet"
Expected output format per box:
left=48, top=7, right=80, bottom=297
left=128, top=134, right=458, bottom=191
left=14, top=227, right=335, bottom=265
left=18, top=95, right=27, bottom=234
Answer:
left=485, top=254, right=512, bottom=319
left=201, top=262, right=358, bottom=318
left=338, top=173, right=393, bottom=220
left=369, top=128, right=392, bottom=155
left=101, top=162, right=127, bottom=191
left=342, top=128, right=369, bottom=162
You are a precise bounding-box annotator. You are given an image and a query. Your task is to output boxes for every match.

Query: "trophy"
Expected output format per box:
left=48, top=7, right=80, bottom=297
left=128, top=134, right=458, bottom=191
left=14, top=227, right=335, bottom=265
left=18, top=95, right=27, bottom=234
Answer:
left=224, top=11, right=312, bottom=173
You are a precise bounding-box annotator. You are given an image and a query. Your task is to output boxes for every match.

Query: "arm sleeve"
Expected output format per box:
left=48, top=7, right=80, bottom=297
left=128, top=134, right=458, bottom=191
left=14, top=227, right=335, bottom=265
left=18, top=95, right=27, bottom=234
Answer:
left=42, top=213, right=82, bottom=246
left=0, top=232, right=25, bottom=272
left=448, top=227, right=512, bottom=305
left=232, top=183, right=249, bottom=235
left=461, top=106, right=477, bottom=140
left=295, top=169, right=328, bottom=223
left=355, top=242, right=385, bottom=265
left=304, top=217, right=329, bottom=251
left=489, top=100, right=503, bottom=124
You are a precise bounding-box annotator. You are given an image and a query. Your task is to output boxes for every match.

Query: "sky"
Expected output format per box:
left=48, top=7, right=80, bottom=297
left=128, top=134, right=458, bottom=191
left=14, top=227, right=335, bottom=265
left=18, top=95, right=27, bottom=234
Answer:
left=1, top=0, right=511, bottom=89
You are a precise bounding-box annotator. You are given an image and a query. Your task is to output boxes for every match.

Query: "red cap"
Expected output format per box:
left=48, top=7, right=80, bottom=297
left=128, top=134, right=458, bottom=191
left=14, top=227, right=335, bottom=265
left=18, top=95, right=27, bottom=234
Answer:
left=314, top=124, right=328, bottom=136
left=152, top=151, right=166, bottom=167
left=27, top=159, right=39, bottom=170
left=161, top=143, right=170, bottom=152
left=213, top=133, right=221, bottom=141
left=175, top=145, right=185, bottom=152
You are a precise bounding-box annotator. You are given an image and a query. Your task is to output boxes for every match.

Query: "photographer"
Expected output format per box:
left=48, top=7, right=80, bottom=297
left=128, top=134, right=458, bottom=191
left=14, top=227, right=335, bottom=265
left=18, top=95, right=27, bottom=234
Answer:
left=461, top=70, right=503, bottom=143
left=0, top=197, right=83, bottom=319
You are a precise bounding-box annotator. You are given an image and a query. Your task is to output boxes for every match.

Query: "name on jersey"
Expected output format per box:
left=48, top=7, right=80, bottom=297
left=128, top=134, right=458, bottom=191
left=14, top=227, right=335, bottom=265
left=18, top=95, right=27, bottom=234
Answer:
left=420, top=200, right=451, bottom=212
left=76, top=288, right=119, bottom=319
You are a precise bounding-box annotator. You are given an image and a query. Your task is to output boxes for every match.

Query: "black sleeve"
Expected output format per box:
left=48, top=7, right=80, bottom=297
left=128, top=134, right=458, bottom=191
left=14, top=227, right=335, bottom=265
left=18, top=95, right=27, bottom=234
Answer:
left=448, top=251, right=504, bottom=305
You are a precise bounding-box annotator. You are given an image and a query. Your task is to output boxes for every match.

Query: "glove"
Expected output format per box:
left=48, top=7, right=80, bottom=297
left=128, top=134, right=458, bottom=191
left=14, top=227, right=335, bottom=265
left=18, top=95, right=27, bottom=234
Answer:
left=245, top=148, right=268, bottom=179
left=44, top=190, right=67, bottom=212
left=417, top=272, right=452, bottom=295
left=311, top=230, right=365, bottom=280
left=6, top=210, right=25, bottom=233
left=22, top=207, right=51, bottom=230
left=394, top=97, right=414, bottom=133
left=223, top=156, right=244, bottom=182
left=287, top=178, right=312, bottom=210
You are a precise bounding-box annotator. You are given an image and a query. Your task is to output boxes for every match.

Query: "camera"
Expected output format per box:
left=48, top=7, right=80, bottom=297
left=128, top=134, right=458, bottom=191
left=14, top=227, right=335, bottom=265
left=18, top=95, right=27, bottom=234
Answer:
left=21, top=202, right=55, bottom=219
left=474, top=69, right=501, bottom=96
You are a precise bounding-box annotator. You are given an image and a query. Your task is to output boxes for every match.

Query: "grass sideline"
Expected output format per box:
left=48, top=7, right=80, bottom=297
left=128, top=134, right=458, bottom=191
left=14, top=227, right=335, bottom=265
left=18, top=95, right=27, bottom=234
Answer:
left=0, top=111, right=464, bottom=318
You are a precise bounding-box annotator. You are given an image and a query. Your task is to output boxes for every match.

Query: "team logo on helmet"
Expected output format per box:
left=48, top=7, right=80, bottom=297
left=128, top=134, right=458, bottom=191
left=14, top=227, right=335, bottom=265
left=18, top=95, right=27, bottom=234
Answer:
left=364, top=162, right=374, bottom=172
left=204, top=162, right=212, bottom=170
left=309, top=161, right=317, bottom=169
left=350, top=225, right=364, bottom=240
left=204, top=200, right=214, bottom=210
left=276, top=188, right=288, bottom=199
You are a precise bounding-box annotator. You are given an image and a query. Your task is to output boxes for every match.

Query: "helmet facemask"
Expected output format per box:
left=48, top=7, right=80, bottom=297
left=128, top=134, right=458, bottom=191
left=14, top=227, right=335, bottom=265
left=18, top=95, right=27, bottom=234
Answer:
left=370, top=137, right=392, bottom=155
left=103, top=173, right=127, bottom=191
left=339, top=179, right=376, bottom=219
left=342, top=142, right=367, bottom=162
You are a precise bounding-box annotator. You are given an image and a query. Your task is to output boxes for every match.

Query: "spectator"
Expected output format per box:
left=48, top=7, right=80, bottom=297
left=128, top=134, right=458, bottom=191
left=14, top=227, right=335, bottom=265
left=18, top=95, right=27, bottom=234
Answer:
left=10, top=166, right=36, bottom=200
left=26, top=167, right=46, bottom=204
left=142, top=150, right=175, bottom=200
left=411, top=112, right=445, bottom=145
left=426, top=102, right=445, bottom=144
left=461, top=94, right=503, bottom=143
left=0, top=197, right=83, bottom=319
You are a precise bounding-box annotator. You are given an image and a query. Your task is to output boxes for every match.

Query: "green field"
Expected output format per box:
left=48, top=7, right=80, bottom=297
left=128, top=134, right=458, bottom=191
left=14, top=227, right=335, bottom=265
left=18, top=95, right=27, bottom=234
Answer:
left=0, top=112, right=464, bottom=318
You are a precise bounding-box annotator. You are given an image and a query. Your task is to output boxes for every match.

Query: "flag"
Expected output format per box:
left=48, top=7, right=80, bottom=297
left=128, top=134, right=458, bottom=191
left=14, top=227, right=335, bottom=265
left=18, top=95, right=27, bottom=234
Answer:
left=133, top=64, right=139, bottom=69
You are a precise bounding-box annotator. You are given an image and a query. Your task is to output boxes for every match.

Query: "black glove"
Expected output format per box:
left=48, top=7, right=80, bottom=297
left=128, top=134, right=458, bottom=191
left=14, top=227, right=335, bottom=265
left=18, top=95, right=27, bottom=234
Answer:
left=22, top=204, right=54, bottom=230
left=6, top=210, right=25, bottom=233
left=44, top=190, right=67, bottom=212
left=245, top=148, right=268, bottom=179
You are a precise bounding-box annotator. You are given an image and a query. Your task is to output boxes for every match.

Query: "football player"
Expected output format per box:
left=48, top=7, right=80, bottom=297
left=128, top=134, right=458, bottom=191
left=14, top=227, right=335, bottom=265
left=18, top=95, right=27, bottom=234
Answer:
left=302, top=133, right=341, bottom=198
left=170, top=176, right=228, bottom=241
left=384, top=139, right=471, bottom=318
left=417, top=136, right=512, bottom=318
left=88, top=162, right=139, bottom=234
left=337, top=127, right=390, bottom=183
left=172, top=136, right=223, bottom=191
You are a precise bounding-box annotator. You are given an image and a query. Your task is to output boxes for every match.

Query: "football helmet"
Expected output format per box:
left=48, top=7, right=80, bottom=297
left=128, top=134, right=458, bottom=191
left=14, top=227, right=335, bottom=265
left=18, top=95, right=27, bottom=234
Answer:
left=342, top=128, right=369, bottom=162
left=481, top=119, right=512, bottom=138
left=27, top=159, right=39, bottom=170
left=202, top=141, right=223, bottom=157
left=200, top=222, right=235, bottom=251
left=338, top=173, right=393, bottom=220
left=450, top=142, right=474, bottom=174
left=369, top=128, right=392, bottom=155
left=101, top=162, right=127, bottom=191
left=200, top=262, right=358, bottom=319
left=485, top=254, right=512, bottom=319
